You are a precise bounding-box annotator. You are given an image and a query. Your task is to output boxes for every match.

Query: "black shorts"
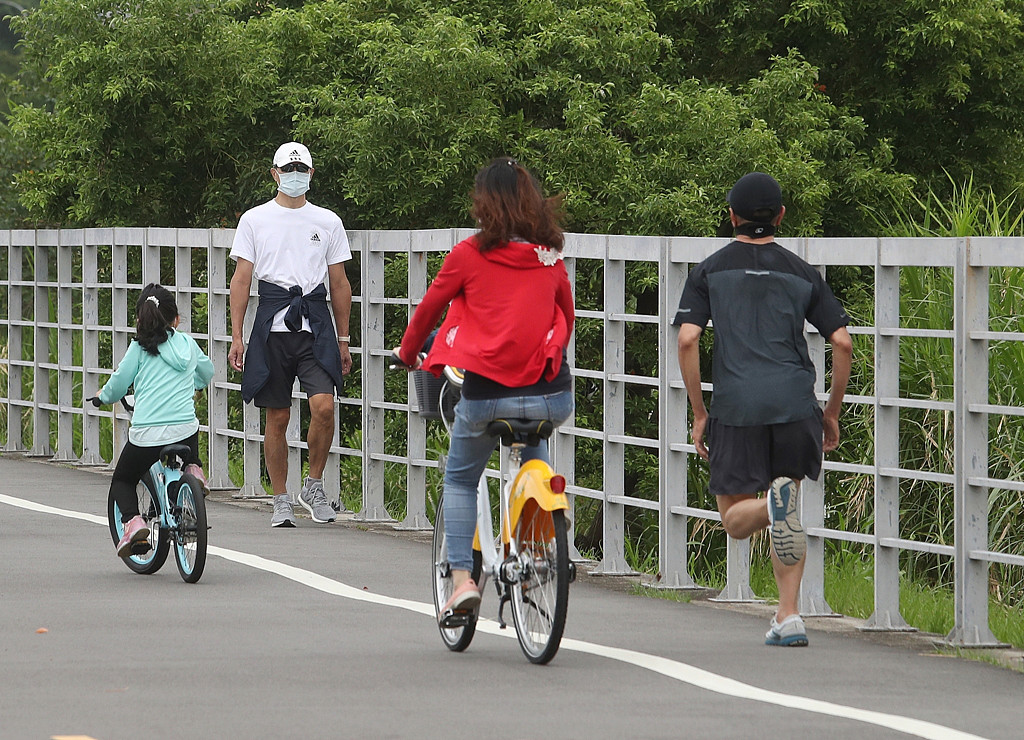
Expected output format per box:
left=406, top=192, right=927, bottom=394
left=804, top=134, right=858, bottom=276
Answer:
left=254, top=332, right=337, bottom=409
left=706, top=407, right=823, bottom=496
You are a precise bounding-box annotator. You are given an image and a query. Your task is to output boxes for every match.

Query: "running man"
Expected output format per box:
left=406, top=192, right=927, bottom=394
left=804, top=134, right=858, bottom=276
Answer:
left=674, top=172, right=852, bottom=646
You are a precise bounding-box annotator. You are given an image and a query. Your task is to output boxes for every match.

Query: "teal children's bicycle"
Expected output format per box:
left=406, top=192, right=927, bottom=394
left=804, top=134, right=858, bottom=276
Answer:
left=101, top=396, right=209, bottom=583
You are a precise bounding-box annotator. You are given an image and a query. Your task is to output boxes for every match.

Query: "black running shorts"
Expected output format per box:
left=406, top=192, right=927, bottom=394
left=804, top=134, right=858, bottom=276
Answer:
left=254, top=332, right=336, bottom=408
left=706, top=407, right=823, bottom=496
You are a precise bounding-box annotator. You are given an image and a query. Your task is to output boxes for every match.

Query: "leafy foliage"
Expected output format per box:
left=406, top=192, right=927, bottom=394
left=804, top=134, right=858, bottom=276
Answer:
left=648, top=0, right=1024, bottom=196
left=8, top=0, right=280, bottom=226
left=4, top=0, right=909, bottom=233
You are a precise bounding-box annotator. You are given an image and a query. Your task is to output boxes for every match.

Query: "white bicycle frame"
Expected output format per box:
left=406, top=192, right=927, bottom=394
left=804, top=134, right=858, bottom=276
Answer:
left=473, top=443, right=527, bottom=590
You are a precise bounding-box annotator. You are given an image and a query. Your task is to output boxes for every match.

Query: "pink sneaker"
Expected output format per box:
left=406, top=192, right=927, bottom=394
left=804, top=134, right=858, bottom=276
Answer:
left=116, top=515, right=151, bottom=557
left=183, top=464, right=210, bottom=496
left=440, top=579, right=481, bottom=620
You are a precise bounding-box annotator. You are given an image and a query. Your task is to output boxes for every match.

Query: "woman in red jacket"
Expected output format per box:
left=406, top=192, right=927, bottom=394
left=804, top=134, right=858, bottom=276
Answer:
left=397, top=157, right=575, bottom=617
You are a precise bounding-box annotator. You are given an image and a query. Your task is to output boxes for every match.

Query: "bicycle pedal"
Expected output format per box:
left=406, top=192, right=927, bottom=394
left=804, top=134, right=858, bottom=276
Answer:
left=439, top=609, right=474, bottom=629
left=129, top=541, right=152, bottom=555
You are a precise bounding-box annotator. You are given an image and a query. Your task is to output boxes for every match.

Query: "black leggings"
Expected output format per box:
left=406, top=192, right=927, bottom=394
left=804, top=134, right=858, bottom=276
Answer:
left=110, top=432, right=201, bottom=523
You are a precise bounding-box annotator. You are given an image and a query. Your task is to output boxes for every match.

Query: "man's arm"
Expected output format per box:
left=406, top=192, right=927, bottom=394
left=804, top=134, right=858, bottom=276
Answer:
left=328, top=261, right=353, bottom=375
left=228, top=258, right=254, bottom=372
left=676, top=323, right=709, bottom=460
left=823, top=326, right=853, bottom=452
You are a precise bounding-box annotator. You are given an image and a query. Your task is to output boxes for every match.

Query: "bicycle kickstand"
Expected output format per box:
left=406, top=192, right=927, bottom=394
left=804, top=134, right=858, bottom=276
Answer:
left=497, top=592, right=511, bottom=629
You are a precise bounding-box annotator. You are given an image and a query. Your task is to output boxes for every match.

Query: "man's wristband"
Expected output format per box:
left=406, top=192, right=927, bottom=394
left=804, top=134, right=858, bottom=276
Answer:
left=337, top=335, right=350, bottom=343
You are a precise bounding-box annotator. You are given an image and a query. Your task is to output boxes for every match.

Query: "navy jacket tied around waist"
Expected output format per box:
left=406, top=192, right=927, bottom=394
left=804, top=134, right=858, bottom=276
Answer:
left=241, top=281, right=344, bottom=403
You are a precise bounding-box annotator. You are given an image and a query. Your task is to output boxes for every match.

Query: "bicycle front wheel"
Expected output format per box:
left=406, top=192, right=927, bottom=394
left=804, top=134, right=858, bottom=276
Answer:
left=510, top=507, right=570, bottom=664
left=107, top=473, right=169, bottom=575
left=172, top=474, right=208, bottom=583
left=431, top=496, right=479, bottom=651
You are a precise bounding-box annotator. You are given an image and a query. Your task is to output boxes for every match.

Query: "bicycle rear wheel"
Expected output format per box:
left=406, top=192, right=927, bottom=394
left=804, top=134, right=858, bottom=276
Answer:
left=107, top=473, right=169, bottom=575
left=510, top=507, right=570, bottom=664
left=172, top=474, right=208, bottom=583
left=432, top=496, right=480, bottom=651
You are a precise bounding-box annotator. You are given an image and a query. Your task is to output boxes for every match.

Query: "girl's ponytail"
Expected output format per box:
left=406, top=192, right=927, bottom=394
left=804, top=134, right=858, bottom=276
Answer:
left=136, top=284, right=178, bottom=355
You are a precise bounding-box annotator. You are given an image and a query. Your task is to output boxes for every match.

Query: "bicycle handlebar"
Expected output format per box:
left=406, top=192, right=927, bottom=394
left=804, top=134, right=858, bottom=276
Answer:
left=389, top=349, right=424, bottom=371
left=89, top=395, right=135, bottom=413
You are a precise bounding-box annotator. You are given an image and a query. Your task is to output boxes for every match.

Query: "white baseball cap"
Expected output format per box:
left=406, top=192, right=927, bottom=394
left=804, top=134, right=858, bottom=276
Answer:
left=273, top=142, right=313, bottom=168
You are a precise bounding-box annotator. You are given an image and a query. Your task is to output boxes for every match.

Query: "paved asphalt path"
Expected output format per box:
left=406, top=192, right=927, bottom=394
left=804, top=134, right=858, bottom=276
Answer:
left=1, top=453, right=1021, bottom=740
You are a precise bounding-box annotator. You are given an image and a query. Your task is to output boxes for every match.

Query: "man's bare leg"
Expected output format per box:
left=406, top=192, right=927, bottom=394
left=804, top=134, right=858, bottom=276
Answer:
left=717, top=493, right=768, bottom=539
left=306, top=393, right=335, bottom=480
left=717, top=492, right=805, bottom=621
left=771, top=548, right=806, bottom=621
left=264, top=407, right=290, bottom=495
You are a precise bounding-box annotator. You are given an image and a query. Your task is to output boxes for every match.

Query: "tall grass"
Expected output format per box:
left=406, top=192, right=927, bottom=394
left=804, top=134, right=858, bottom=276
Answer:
left=870, top=174, right=1024, bottom=238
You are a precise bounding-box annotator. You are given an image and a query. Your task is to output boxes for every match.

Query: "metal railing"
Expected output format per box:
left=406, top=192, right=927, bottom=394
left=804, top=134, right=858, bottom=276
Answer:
left=2, top=228, right=1022, bottom=647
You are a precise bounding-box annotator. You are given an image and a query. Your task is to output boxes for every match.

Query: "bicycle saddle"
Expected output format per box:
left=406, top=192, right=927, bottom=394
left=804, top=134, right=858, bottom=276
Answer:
left=485, top=419, right=554, bottom=447
left=159, top=444, right=193, bottom=469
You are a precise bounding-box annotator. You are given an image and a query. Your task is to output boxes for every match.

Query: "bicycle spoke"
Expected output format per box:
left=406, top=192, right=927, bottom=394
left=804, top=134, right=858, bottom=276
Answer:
left=510, top=507, right=569, bottom=664
left=431, top=498, right=479, bottom=651
left=173, top=477, right=208, bottom=583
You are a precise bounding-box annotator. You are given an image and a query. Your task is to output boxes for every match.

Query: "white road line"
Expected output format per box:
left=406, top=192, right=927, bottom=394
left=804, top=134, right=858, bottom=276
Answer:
left=1, top=492, right=989, bottom=740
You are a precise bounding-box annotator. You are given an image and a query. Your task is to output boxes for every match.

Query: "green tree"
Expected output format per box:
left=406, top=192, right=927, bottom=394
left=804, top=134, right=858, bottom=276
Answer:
left=5, top=0, right=910, bottom=233
left=265, top=0, right=909, bottom=234
left=1, top=0, right=39, bottom=226
left=8, top=0, right=280, bottom=226
left=648, top=0, right=1024, bottom=195
left=1, top=0, right=36, bottom=73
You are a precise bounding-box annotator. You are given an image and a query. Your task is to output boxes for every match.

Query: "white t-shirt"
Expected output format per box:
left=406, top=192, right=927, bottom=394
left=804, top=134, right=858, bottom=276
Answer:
left=230, top=199, right=351, bottom=332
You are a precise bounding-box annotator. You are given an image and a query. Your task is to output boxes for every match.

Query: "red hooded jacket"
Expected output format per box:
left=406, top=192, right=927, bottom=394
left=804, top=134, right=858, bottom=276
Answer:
left=399, top=236, right=575, bottom=387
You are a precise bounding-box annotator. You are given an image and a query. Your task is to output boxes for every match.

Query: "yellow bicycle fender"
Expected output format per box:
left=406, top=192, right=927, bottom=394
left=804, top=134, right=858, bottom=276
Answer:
left=504, top=459, right=569, bottom=545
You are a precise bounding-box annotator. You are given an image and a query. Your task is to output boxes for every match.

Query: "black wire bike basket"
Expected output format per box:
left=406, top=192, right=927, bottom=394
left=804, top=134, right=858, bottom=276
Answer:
left=413, top=366, right=463, bottom=422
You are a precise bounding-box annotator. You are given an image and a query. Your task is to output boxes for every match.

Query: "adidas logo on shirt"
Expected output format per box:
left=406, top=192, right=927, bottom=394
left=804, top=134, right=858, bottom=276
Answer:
left=310, top=232, right=321, bottom=243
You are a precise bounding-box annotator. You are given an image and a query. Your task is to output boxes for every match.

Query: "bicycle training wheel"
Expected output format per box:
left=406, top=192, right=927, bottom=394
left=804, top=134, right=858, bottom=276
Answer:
left=107, top=472, right=169, bottom=575
left=510, top=507, right=570, bottom=664
left=171, top=474, right=208, bottom=583
left=431, top=496, right=480, bottom=651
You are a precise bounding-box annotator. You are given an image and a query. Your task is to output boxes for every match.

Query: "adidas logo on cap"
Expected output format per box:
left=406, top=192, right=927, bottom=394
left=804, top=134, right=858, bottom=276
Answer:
left=274, top=142, right=312, bottom=168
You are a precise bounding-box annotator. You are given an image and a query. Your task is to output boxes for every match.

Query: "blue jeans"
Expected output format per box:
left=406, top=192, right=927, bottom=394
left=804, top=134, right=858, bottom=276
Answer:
left=443, top=390, right=574, bottom=571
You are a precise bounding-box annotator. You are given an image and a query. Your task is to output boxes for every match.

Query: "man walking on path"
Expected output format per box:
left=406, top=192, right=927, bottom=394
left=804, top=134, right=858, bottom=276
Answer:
left=228, top=142, right=354, bottom=528
left=674, top=172, right=852, bottom=646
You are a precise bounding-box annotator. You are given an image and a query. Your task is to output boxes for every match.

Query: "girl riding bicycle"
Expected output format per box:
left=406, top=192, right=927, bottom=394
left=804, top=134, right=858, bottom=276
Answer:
left=89, top=284, right=215, bottom=557
left=396, top=157, right=575, bottom=618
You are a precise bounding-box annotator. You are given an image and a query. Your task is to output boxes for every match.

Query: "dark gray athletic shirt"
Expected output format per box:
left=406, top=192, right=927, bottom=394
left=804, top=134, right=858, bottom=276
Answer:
left=672, top=240, right=849, bottom=426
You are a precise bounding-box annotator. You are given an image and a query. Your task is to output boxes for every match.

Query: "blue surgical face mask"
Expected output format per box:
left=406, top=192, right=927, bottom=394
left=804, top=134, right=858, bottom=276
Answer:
left=278, top=171, right=311, bottom=198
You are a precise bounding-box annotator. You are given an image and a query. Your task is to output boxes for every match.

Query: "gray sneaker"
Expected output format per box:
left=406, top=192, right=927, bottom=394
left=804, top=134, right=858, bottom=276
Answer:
left=271, top=493, right=296, bottom=528
left=765, top=614, right=808, bottom=647
left=299, top=478, right=336, bottom=523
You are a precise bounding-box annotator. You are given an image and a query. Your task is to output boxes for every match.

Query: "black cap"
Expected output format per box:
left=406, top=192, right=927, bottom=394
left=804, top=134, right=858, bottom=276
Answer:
left=727, top=172, right=782, bottom=222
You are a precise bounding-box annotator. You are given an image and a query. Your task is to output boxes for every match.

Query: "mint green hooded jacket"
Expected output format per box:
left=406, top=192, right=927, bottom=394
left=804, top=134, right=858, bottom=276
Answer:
left=98, top=331, right=215, bottom=430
